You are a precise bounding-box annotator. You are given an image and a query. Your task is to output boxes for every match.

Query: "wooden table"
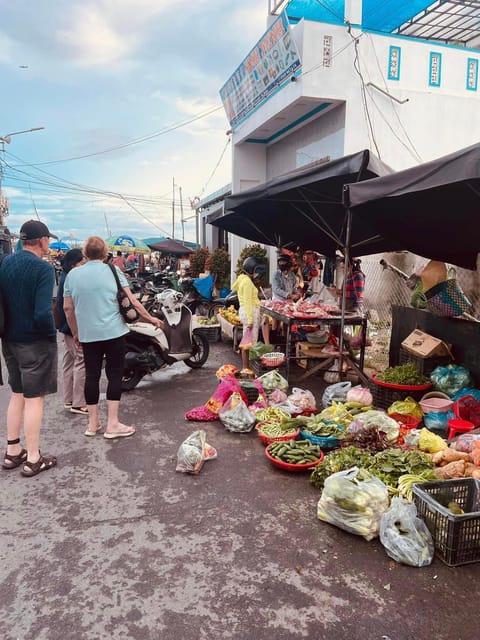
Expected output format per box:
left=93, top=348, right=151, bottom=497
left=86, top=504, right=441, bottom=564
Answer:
left=260, top=306, right=368, bottom=383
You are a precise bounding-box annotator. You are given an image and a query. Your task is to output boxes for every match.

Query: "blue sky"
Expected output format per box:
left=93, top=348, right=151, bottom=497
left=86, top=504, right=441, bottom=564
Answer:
left=0, top=0, right=267, bottom=244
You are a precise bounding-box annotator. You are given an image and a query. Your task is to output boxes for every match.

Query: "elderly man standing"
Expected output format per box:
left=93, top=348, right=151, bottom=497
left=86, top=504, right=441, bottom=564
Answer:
left=0, top=220, right=58, bottom=477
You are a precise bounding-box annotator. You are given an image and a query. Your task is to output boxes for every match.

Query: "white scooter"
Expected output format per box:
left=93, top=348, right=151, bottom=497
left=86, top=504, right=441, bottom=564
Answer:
left=122, top=289, right=209, bottom=390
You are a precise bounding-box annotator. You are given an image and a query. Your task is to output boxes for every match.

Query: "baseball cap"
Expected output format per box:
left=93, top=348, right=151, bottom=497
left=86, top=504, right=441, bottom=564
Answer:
left=19, top=220, right=58, bottom=241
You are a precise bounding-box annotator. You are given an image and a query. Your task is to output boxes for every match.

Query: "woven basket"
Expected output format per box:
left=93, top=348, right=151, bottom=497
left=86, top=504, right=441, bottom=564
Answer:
left=260, top=352, right=286, bottom=367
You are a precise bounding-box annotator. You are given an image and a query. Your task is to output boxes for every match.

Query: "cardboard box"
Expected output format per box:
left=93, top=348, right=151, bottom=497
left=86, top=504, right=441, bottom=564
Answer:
left=401, top=329, right=451, bottom=359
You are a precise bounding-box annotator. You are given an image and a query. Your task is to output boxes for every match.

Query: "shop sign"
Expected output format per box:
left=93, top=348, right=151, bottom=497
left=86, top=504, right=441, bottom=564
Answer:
left=219, top=11, right=301, bottom=127
left=429, top=52, right=442, bottom=87
left=323, top=35, right=332, bottom=68
left=387, top=46, right=401, bottom=81
left=467, top=58, right=478, bottom=91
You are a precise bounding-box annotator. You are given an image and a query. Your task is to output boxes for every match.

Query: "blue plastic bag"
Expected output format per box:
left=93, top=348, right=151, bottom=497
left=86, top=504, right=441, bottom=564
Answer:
left=194, top=274, right=214, bottom=300
left=430, top=365, right=472, bottom=397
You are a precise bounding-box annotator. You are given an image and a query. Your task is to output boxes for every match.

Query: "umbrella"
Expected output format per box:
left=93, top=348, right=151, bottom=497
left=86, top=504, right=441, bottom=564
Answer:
left=147, top=239, right=192, bottom=255
left=105, top=235, right=150, bottom=254
left=50, top=241, right=71, bottom=251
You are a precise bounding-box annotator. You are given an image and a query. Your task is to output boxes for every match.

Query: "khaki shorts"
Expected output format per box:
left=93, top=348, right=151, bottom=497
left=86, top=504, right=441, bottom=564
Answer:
left=2, top=337, right=58, bottom=398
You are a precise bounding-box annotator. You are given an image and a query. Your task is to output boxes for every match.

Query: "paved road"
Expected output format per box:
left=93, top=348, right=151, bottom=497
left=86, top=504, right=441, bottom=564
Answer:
left=0, top=339, right=478, bottom=640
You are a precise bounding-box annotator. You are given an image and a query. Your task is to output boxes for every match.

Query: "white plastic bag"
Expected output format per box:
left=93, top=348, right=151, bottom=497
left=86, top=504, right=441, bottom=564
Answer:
left=322, top=381, right=352, bottom=408
left=323, top=359, right=340, bottom=383
left=288, top=387, right=316, bottom=410
left=257, top=369, right=289, bottom=394
left=380, top=497, right=434, bottom=567
left=349, top=409, right=400, bottom=443
left=219, top=392, right=256, bottom=433
left=317, top=467, right=389, bottom=541
left=175, top=430, right=217, bottom=474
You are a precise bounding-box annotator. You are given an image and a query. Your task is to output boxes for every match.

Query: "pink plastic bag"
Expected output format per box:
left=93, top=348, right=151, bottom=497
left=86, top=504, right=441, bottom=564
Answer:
left=239, top=327, right=255, bottom=350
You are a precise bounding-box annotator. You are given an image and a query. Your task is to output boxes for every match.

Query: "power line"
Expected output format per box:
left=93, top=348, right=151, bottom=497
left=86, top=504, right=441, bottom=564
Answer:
left=196, top=138, right=231, bottom=199
left=9, top=105, right=223, bottom=167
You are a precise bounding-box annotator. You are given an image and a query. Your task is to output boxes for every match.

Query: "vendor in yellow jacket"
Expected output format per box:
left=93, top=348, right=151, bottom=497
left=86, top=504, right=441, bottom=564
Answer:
left=232, top=257, right=267, bottom=369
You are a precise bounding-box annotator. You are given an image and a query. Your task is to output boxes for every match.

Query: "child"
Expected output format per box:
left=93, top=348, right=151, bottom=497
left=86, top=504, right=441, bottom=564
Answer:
left=232, top=257, right=266, bottom=368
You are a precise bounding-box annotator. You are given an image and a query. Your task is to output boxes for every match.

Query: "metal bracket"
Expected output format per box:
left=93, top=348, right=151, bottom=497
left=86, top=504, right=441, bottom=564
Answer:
left=366, top=82, right=409, bottom=104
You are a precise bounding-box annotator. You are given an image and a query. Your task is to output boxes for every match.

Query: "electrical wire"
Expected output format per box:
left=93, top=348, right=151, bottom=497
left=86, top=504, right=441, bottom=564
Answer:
left=196, top=138, right=231, bottom=199
left=367, top=33, right=423, bottom=163
left=350, top=29, right=382, bottom=158
left=9, top=105, right=223, bottom=168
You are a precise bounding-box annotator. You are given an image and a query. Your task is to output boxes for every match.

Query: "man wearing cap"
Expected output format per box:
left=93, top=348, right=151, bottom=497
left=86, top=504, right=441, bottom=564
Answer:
left=0, top=220, right=58, bottom=477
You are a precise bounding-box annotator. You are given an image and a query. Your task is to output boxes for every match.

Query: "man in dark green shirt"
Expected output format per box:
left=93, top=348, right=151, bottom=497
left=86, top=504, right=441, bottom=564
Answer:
left=1, top=220, right=59, bottom=477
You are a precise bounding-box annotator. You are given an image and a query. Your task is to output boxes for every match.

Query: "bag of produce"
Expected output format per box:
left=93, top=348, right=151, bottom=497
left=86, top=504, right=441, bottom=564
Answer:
left=454, top=432, right=480, bottom=453
left=346, top=386, right=373, bottom=406
left=176, top=429, right=217, bottom=474
left=288, top=387, right=316, bottom=411
left=418, top=427, right=448, bottom=453
left=204, top=376, right=246, bottom=415
left=249, top=342, right=275, bottom=362
left=322, top=382, right=351, bottom=408
left=379, top=497, right=434, bottom=567
left=387, top=397, right=423, bottom=421
left=349, top=410, right=400, bottom=443
left=219, top=392, right=256, bottom=433
left=317, top=467, right=389, bottom=541
left=257, top=369, right=288, bottom=394
left=431, top=364, right=473, bottom=397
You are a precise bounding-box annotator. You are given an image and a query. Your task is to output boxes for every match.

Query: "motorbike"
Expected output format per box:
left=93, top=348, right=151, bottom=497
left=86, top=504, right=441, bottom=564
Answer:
left=122, top=289, right=210, bottom=390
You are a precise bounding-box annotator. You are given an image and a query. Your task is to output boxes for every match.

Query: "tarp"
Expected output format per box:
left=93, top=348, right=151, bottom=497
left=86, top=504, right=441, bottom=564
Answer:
left=212, top=149, right=395, bottom=257
left=148, top=239, right=192, bottom=255
left=346, top=142, right=480, bottom=270
left=105, top=235, right=151, bottom=254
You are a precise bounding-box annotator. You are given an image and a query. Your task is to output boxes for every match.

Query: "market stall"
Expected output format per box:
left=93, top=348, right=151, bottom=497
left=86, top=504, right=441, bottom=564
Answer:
left=260, top=301, right=368, bottom=383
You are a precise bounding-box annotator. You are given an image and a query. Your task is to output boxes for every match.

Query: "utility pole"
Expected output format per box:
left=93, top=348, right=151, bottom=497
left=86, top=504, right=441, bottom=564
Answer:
left=179, top=185, right=185, bottom=242
left=172, top=177, right=175, bottom=239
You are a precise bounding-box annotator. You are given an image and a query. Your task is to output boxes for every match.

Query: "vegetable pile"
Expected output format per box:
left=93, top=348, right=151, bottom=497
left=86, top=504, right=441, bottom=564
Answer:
left=268, top=439, right=323, bottom=465
left=376, top=363, right=430, bottom=386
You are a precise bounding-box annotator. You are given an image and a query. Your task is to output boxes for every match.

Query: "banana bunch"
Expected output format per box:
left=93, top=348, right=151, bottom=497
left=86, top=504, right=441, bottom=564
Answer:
left=218, top=305, right=241, bottom=325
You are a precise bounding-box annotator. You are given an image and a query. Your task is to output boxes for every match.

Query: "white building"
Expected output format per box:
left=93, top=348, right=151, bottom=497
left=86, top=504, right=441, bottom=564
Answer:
left=199, top=0, right=480, bottom=280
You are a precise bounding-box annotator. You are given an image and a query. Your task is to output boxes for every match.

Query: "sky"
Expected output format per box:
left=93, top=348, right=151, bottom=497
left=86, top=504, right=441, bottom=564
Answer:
left=0, top=0, right=268, bottom=245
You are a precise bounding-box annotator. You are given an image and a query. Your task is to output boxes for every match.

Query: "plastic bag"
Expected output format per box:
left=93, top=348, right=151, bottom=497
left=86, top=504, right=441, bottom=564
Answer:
left=249, top=341, right=275, bottom=362
left=423, top=409, right=455, bottom=432
left=418, top=427, right=448, bottom=453
left=239, top=326, right=255, bottom=350
left=379, top=497, right=434, bottom=567
left=454, top=433, right=480, bottom=453
left=404, top=429, right=421, bottom=447
left=349, top=410, right=400, bottom=443
left=267, top=388, right=288, bottom=405
left=204, top=376, right=245, bottom=415
left=387, top=397, right=423, bottom=421
left=219, top=392, right=255, bottom=433
left=317, top=467, right=389, bottom=541
left=258, top=369, right=288, bottom=394
left=431, top=365, right=473, bottom=397
left=322, top=381, right=352, bottom=408
left=288, top=387, right=316, bottom=410
left=323, top=359, right=340, bottom=383
left=175, top=429, right=217, bottom=474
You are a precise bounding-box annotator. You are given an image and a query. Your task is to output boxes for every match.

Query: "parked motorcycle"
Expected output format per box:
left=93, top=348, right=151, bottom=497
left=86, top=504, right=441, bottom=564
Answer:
left=122, top=289, right=209, bottom=390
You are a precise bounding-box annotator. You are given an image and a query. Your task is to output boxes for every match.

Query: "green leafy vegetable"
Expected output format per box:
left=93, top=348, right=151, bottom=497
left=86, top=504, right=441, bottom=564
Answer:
left=376, top=363, right=430, bottom=386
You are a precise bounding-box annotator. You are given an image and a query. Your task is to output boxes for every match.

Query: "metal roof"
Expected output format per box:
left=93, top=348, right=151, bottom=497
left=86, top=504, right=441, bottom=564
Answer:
left=278, top=0, right=480, bottom=46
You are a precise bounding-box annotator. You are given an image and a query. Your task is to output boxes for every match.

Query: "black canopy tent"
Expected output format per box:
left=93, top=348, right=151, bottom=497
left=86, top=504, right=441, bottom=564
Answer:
left=211, top=150, right=396, bottom=258
left=345, top=142, right=480, bottom=271
left=210, top=149, right=396, bottom=381
left=147, top=239, right=192, bottom=255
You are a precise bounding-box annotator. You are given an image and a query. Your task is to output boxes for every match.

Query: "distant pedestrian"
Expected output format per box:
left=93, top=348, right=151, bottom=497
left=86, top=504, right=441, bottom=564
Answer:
left=56, top=248, right=87, bottom=415
left=112, top=250, right=126, bottom=271
left=0, top=219, right=58, bottom=476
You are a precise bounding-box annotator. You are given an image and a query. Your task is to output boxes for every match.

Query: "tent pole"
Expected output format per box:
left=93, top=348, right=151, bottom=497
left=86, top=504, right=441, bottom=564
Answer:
left=338, top=208, right=352, bottom=377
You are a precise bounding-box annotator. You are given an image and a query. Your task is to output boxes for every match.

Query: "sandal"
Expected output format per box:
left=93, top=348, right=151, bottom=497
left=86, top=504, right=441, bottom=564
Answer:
left=21, top=454, right=57, bottom=477
left=2, top=448, right=27, bottom=470
left=84, top=425, right=103, bottom=437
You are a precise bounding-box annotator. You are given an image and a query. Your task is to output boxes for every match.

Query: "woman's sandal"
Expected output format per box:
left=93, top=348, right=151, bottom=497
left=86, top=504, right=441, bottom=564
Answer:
left=21, top=454, right=57, bottom=477
left=2, top=448, right=27, bottom=470
left=84, top=425, right=103, bottom=437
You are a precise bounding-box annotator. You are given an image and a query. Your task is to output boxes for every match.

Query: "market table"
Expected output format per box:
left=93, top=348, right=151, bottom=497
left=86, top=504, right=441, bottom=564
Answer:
left=260, top=305, right=368, bottom=383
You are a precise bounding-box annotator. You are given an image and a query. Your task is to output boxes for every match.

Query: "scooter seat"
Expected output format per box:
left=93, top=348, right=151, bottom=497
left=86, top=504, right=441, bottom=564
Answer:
left=163, top=307, right=192, bottom=354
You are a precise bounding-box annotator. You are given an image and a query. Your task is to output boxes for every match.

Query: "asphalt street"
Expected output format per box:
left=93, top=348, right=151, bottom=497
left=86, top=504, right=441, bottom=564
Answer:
left=0, top=338, right=478, bottom=640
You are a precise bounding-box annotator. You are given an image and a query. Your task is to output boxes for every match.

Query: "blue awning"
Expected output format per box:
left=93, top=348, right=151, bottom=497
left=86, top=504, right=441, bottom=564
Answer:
left=286, top=1, right=442, bottom=32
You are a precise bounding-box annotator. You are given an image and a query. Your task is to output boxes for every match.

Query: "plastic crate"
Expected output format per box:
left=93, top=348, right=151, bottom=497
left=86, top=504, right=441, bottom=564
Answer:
left=412, top=478, right=480, bottom=566
left=399, top=348, right=452, bottom=376
left=195, top=324, right=221, bottom=342
left=251, top=359, right=287, bottom=379
left=368, top=378, right=429, bottom=411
